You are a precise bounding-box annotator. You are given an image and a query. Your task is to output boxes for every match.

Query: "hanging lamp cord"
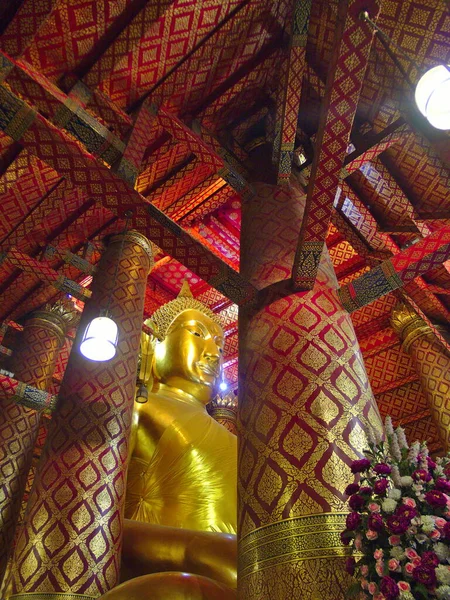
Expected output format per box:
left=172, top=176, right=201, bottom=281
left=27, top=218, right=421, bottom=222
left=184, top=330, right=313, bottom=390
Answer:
left=104, top=211, right=132, bottom=317
left=360, top=11, right=422, bottom=74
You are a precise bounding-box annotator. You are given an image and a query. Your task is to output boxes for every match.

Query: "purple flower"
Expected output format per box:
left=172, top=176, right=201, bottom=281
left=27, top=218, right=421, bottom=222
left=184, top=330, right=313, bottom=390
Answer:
left=368, top=513, right=384, bottom=532
left=349, top=494, right=365, bottom=511
left=340, top=530, right=352, bottom=546
left=412, top=469, right=432, bottom=482
left=374, top=463, right=392, bottom=475
left=351, top=458, right=371, bottom=473
left=435, top=477, right=450, bottom=493
left=345, top=556, right=356, bottom=576
left=374, top=478, right=389, bottom=496
left=427, top=456, right=437, bottom=471
left=346, top=512, right=361, bottom=531
left=359, top=486, right=372, bottom=495
left=387, top=515, right=410, bottom=534
left=421, top=551, right=439, bottom=568
left=443, top=521, right=450, bottom=541
left=396, top=504, right=417, bottom=521
left=412, top=564, right=437, bottom=589
left=425, top=489, right=447, bottom=508
left=344, top=483, right=360, bottom=496
left=380, top=576, right=400, bottom=599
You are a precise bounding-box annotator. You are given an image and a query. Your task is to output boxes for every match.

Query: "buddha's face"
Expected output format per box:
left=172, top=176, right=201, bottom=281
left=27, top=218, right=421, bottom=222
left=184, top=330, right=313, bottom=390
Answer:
left=153, top=308, right=224, bottom=404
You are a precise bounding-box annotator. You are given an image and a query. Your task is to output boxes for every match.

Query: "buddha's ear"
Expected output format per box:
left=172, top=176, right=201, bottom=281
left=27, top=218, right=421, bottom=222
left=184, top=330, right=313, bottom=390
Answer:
left=138, top=319, right=159, bottom=387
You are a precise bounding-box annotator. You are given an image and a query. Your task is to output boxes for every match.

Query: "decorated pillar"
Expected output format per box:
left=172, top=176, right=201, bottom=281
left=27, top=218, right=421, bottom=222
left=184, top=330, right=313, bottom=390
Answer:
left=238, top=178, right=382, bottom=599
left=209, top=390, right=238, bottom=435
left=0, top=299, right=76, bottom=586
left=9, top=231, right=153, bottom=600
left=391, top=303, right=450, bottom=451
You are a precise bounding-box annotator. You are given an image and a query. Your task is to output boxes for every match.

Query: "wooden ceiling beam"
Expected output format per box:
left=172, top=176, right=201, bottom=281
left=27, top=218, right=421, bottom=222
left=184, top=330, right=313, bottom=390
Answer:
left=291, top=0, right=381, bottom=289
left=1, top=248, right=91, bottom=301
left=153, top=106, right=255, bottom=201
left=271, top=0, right=311, bottom=184
left=0, top=0, right=58, bottom=58
left=0, top=84, right=257, bottom=305
left=339, top=226, right=450, bottom=312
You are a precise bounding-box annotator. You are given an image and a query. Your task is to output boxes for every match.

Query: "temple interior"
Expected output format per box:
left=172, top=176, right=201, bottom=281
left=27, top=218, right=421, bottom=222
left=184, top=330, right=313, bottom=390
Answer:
left=0, top=0, right=449, bottom=598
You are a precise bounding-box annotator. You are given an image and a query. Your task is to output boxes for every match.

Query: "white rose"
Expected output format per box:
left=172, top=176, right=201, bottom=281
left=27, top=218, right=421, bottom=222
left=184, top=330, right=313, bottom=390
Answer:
left=382, top=498, right=397, bottom=513
left=435, top=542, right=450, bottom=562
left=390, top=546, right=405, bottom=561
left=388, top=488, right=402, bottom=501
left=421, top=515, right=435, bottom=533
left=436, top=585, right=450, bottom=600
left=436, top=565, right=450, bottom=586
left=400, top=476, right=413, bottom=487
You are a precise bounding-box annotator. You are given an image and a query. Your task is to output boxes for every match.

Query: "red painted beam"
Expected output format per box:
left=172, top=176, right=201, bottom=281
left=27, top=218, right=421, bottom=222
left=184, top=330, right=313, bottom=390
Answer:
left=292, top=0, right=381, bottom=289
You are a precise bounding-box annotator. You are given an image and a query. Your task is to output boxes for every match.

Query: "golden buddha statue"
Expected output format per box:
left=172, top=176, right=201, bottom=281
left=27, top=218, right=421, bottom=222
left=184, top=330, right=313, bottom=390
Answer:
left=100, top=282, right=237, bottom=600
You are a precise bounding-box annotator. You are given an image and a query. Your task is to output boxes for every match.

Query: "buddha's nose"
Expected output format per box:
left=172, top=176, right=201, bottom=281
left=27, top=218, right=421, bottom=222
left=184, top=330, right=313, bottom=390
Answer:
left=204, top=341, right=220, bottom=364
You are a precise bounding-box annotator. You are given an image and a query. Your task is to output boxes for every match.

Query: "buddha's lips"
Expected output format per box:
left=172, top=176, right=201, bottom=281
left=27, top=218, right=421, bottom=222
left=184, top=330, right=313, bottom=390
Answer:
left=196, top=362, right=219, bottom=377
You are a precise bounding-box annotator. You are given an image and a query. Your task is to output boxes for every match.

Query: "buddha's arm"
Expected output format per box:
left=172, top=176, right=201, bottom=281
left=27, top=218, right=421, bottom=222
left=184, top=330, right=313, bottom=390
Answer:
left=121, top=519, right=237, bottom=590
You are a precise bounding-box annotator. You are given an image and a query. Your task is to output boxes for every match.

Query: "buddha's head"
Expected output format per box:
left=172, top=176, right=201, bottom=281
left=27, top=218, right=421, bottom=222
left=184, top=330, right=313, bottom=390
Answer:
left=143, top=281, right=224, bottom=405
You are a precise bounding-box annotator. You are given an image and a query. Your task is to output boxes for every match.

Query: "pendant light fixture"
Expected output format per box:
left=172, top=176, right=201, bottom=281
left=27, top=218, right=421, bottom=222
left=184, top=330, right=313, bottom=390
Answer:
left=80, top=211, right=132, bottom=362
left=360, top=11, right=450, bottom=131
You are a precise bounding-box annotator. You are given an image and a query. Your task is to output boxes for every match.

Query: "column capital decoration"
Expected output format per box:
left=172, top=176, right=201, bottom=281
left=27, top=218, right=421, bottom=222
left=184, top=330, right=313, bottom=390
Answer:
left=28, top=298, right=79, bottom=346
left=107, top=229, right=154, bottom=266
left=209, top=389, right=238, bottom=423
left=391, top=303, right=433, bottom=353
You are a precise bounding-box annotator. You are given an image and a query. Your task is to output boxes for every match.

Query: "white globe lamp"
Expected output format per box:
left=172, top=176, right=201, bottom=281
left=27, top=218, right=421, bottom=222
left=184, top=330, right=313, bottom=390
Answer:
left=80, top=314, right=118, bottom=362
left=415, top=65, right=450, bottom=130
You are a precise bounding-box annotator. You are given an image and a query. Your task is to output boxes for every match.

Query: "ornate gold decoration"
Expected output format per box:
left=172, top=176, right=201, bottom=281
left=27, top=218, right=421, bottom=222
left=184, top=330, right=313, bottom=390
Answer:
left=150, top=280, right=221, bottom=339
left=10, top=594, right=96, bottom=599
left=239, top=513, right=351, bottom=598
left=391, top=303, right=432, bottom=353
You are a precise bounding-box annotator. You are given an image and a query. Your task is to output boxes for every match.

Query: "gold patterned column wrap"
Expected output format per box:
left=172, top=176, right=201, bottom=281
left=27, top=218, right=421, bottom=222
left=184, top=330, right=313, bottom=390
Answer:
left=8, top=231, right=153, bottom=600
left=238, top=182, right=382, bottom=599
left=0, top=299, right=76, bottom=587
left=391, top=303, right=450, bottom=451
left=209, top=391, right=238, bottom=435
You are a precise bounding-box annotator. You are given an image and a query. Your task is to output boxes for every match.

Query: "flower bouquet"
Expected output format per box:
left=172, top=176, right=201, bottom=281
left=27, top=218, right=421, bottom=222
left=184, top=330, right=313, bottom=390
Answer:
left=342, top=417, right=450, bottom=599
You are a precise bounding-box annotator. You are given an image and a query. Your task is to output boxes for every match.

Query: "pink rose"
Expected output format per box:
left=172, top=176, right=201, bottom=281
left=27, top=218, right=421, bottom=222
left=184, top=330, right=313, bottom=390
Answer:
left=361, top=578, right=369, bottom=590
left=388, top=559, right=400, bottom=572
left=398, top=581, right=411, bottom=592
left=374, top=593, right=386, bottom=600
left=405, top=562, right=415, bottom=575
left=366, top=530, right=379, bottom=540
left=435, top=517, right=446, bottom=528
left=354, top=534, right=363, bottom=551
left=368, top=582, right=378, bottom=595
left=388, top=535, right=401, bottom=546
left=374, top=549, right=384, bottom=560
left=376, top=561, right=385, bottom=576
left=405, top=548, right=419, bottom=560
left=403, top=498, right=416, bottom=508
left=361, top=565, right=369, bottom=576
left=412, top=557, right=421, bottom=567
left=430, top=529, right=441, bottom=540
left=369, top=502, right=381, bottom=513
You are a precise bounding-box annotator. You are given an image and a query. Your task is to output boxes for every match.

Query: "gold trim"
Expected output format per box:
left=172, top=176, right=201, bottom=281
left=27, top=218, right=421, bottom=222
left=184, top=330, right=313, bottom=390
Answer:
left=209, top=406, right=237, bottom=422
left=9, top=594, right=95, bottom=600
left=239, top=513, right=349, bottom=579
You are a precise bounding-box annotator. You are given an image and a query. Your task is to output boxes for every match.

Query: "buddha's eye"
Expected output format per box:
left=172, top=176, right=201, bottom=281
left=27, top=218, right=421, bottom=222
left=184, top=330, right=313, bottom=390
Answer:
left=193, top=331, right=201, bottom=337
left=219, top=348, right=223, bottom=354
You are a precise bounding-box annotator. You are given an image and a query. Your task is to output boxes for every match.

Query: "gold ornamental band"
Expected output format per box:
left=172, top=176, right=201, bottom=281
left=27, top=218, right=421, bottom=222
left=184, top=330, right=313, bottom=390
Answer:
left=239, top=512, right=349, bottom=580
left=10, top=594, right=96, bottom=600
